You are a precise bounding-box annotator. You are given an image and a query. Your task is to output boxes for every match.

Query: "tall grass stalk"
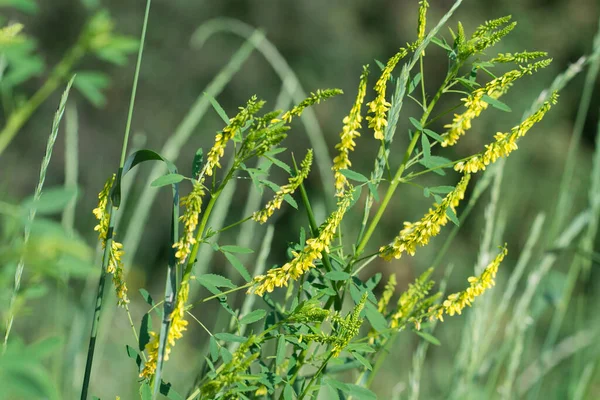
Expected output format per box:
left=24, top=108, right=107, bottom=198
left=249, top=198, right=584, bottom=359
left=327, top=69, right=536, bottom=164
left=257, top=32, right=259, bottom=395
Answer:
left=80, top=1, right=152, bottom=398
left=3, top=77, right=74, bottom=352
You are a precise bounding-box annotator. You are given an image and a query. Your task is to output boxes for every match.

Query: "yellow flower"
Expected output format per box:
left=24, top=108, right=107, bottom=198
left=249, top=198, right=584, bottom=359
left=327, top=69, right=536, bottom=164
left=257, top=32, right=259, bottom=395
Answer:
left=253, top=150, right=313, bottom=224
left=250, top=191, right=352, bottom=296
left=92, top=174, right=115, bottom=242
left=140, top=280, right=190, bottom=379
left=455, top=92, right=558, bottom=173
left=417, top=1, right=429, bottom=46
left=380, top=174, right=471, bottom=260
left=332, top=66, right=369, bottom=196
left=390, top=268, right=434, bottom=329
left=366, top=48, right=409, bottom=140
left=442, top=59, right=552, bottom=147
left=430, top=245, right=507, bottom=321
left=107, top=240, right=129, bottom=306
left=377, top=274, right=397, bottom=314
left=204, top=96, right=265, bottom=177
left=279, top=89, right=343, bottom=123
left=173, top=181, right=205, bottom=264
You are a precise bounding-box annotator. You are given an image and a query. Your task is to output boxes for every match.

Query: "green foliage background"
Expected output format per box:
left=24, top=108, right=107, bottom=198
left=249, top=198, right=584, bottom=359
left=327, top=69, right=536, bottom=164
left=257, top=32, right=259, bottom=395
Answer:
left=1, top=0, right=600, bottom=398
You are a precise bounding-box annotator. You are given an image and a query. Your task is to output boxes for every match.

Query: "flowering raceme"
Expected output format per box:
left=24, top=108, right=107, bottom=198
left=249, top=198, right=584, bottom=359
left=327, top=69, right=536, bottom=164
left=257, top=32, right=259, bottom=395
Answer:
left=332, top=66, right=369, bottom=195
left=253, top=150, right=313, bottom=224
left=442, top=59, right=552, bottom=147
left=250, top=191, right=352, bottom=296
left=429, top=245, right=508, bottom=321
left=455, top=92, right=558, bottom=173
left=380, top=174, right=471, bottom=260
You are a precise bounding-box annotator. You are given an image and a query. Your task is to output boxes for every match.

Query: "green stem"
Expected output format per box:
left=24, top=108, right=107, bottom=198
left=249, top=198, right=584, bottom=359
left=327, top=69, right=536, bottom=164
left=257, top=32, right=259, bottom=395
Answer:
left=298, top=353, right=334, bottom=400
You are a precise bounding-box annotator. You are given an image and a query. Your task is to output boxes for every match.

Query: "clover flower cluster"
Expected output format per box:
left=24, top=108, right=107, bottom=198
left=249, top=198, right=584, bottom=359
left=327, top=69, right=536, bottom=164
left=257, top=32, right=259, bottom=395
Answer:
left=442, top=59, right=552, bottom=147
left=204, top=96, right=265, bottom=177
left=253, top=150, right=313, bottom=224
left=455, top=92, right=558, bottom=173
left=380, top=174, right=471, bottom=260
left=332, top=66, right=369, bottom=195
left=173, top=181, right=205, bottom=264
left=140, top=280, right=190, bottom=379
left=366, top=47, right=409, bottom=140
left=92, top=174, right=129, bottom=306
left=250, top=191, right=352, bottom=296
left=430, top=245, right=508, bottom=321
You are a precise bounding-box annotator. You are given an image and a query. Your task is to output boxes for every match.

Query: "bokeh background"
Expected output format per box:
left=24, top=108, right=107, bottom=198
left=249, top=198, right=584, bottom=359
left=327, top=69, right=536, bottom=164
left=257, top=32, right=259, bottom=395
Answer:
left=1, top=0, right=600, bottom=398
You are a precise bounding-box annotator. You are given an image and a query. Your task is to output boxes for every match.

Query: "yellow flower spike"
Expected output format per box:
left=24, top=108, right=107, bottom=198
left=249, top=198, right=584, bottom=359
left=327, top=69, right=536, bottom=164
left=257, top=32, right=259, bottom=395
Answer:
left=172, top=181, right=205, bottom=264
left=0, top=23, right=24, bottom=45
left=429, top=245, right=508, bottom=321
left=454, top=92, right=558, bottom=174
left=417, top=0, right=429, bottom=50
left=140, top=280, right=190, bottom=379
left=108, top=240, right=129, bottom=306
left=377, top=274, right=397, bottom=314
left=92, top=174, right=116, bottom=242
left=332, top=65, right=369, bottom=195
left=253, top=150, right=313, bottom=224
left=380, top=175, right=471, bottom=260
left=366, top=47, right=409, bottom=140
left=389, top=268, right=434, bottom=329
left=249, top=190, right=353, bottom=296
left=442, top=59, right=552, bottom=147
left=204, top=96, right=265, bottom=177
left=279, top=89, right=343, bottom=123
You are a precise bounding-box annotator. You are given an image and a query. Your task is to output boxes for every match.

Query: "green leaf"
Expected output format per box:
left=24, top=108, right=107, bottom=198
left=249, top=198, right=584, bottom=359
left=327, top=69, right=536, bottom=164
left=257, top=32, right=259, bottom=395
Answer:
left=276, top=335, right=286, bottom=365
left=367, top=182, right=380, bottom=202
left=351, top=351, right=373, bottom=370
left=223, top=252, right=251, bottom=282
left=139, top=314, right=152, bottom=351
left=421, top=133, right=431, bottom=163
left=239, top=309, right=267, bottom=325
left=265, top=155, right=291, bottom=174
left=364, top=302, right=388, bottom=332
left=414, top=330, right=441, bottom=346
left=161, top=381, right=184, bottom=400
left=446, top=208, right=460, bottom=226
left=482, top=94, right=512, bottom=112
left=346, top=343, right=375, bottom=353
left=428, top=185, right=455, bottom=195
left=215, top=333, right=247, bottom=343
left=423, top=129, right=444, bottom=142
left=192, top=148, right=203, bottom=179
left=73, top=71, right=110, bottom=107
left=209, top=336, right=219, bottom=361
left=139, top=288, right=154, bottom=306
left=140, top=382, right=152, bottom=400
left=125, top=344, right=138, bottom=360
left=204, top=92, right=230, bottom=124
left=220, top=245, right=254, bottom=254
left=339, top=169, right=369, bottom=183
left=197, top=274, right=236, bottom=289
left=419, top=156, right=453, bottom=176
left=324, top=271, right=351, bottom=281
left=408, top=72, right=422, bottom=94
left=22, top=186, right=79, bottom=215
left=283, top=193, right=298, bottom=209
left=409, top=117, right=423, bottom=131
left=374, top=59, right=385, bottom=71
left=283, top=384, right=295, bottom=400
left=95, top=36, right=139, bottom=66
left=151, top=173, right=185, bottom=187
left=431, top=36, right=452, bottom=50
left=220, top=347, right=233, bottom=363
left=0, top=0, right=38, bottom=14
left=346, top=384, right=377, bottom=400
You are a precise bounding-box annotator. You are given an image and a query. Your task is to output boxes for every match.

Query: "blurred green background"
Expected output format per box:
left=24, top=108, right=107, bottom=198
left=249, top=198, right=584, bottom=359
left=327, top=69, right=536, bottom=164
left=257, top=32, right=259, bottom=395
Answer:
left=1, top=0, right=600, bottom=398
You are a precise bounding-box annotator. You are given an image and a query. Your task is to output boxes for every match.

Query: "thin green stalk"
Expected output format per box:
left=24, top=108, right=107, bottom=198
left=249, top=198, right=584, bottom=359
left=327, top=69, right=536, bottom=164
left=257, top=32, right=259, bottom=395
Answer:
left=549, top=14, right=600, bottom=240
left=80, top=2, right=152, bottom=398
left=3, top=78, right=74, bottom=352
left=298, top=353, right=334, bottom=400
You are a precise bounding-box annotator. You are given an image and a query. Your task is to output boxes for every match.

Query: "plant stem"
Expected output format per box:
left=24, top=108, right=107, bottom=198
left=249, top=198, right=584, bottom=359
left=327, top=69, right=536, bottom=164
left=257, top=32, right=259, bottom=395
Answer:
left=298, top=353, right=334, bottom=400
